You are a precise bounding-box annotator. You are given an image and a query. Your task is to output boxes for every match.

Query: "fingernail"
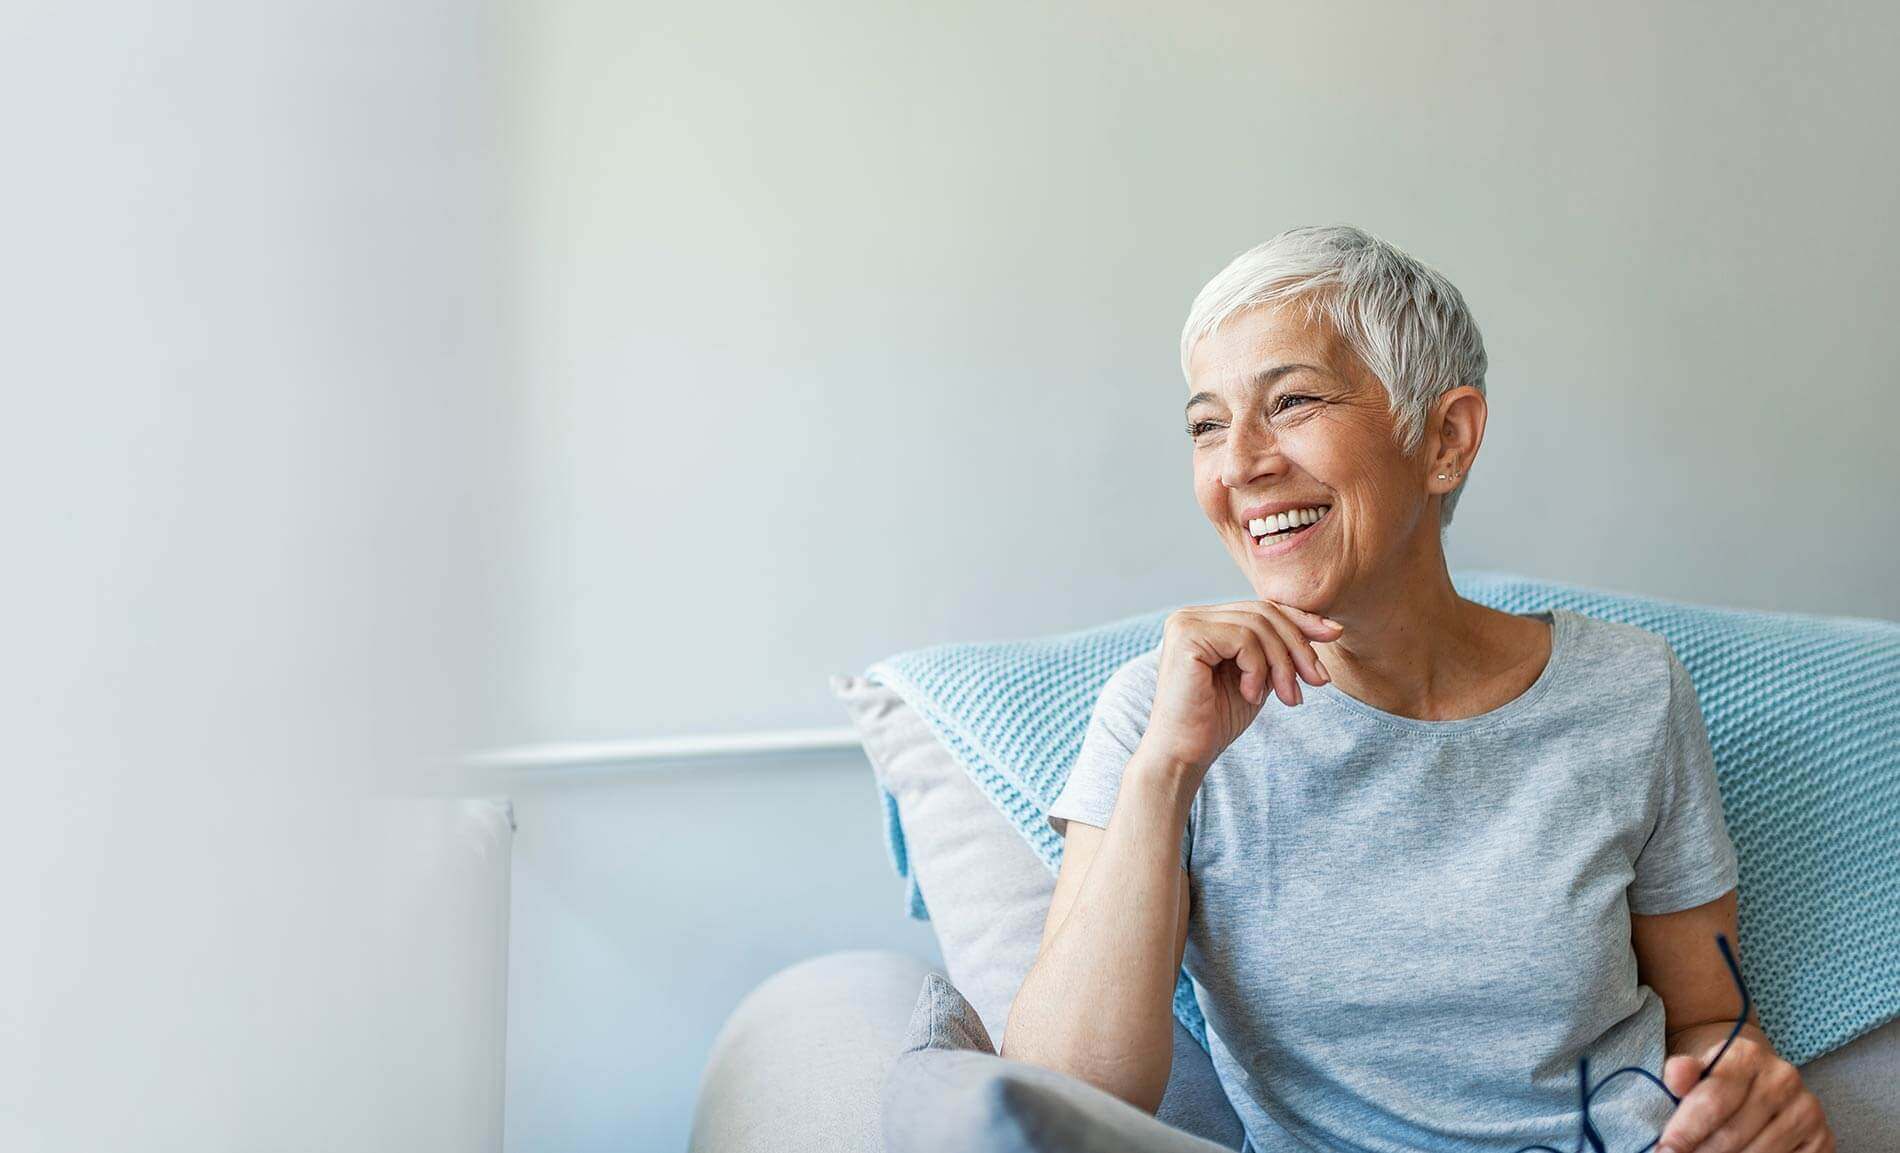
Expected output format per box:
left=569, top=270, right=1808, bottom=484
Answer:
left=1316, top=660, right=1330, bottom=683
left=1323, top=617, right=1343, bottom=629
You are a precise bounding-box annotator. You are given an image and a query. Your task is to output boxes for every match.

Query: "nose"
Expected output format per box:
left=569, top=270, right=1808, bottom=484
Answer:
left=1218, top=414, right=1286, bottom=491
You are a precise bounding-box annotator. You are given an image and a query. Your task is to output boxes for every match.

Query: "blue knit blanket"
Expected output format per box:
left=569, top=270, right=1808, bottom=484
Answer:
left=863, top=571, right=1900, bottom=1067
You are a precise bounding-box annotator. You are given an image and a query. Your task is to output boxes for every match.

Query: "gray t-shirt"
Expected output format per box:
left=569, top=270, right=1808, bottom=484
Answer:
left=1045, top=608, right=1741, bottom=1153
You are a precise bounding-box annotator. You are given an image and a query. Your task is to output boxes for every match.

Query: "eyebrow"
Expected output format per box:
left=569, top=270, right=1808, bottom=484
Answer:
left=1183, top=363, right=1324, bottom=416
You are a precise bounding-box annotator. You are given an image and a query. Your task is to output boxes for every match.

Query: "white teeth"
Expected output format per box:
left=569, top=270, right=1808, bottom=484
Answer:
left=1247, top=505, right=1330, bottom=539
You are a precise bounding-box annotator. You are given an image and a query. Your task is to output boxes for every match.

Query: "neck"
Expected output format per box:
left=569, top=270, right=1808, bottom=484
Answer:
left=1310, top=524, right=1484, bottom=720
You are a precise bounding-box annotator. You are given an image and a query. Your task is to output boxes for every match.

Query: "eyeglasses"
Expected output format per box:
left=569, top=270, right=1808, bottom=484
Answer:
left=1511, top=932, right=1751, bottom=1153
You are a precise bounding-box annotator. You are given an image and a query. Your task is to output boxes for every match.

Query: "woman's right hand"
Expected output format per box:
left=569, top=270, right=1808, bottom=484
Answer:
left=1140, top=600, right=1345, bottom=778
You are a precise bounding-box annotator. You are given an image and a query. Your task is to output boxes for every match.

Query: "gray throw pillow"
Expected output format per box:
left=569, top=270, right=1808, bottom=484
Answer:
left=883, top=972, right=1237, bottom=1153
left=832, top=674, right=1244, bottom=1150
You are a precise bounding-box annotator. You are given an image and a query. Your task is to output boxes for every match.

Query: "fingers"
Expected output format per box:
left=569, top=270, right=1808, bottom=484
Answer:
left=1686, top=1080, right=1783, bottom=1153
left=1257, top=599, right=1346, bottom=641
left=1723, top=1067, right=1826, bottom=1153
left=1263, top=624, right=1299, bottom=707
left=1258, top=603, right=1333, bottom=687
left=1174, top=601, right=1347, bottom=710
left=1213, top=602, right=1340, bottom=687
left=1171, top=611, right=1273, bottom=707
left=1201, top=609, right=1308, bottom=706
left=1232, top=615, right=1296, bottom=706
left=1212, top=599, right=1342, bottom=645
left=1222, top=624, right=1271, bottom=707
left=1658, top=1049, right=1761, bottom=1153
left=1726, top=1089, right=1828, bottom=1153
left=1662, top=1054, right=1702, bottom=1099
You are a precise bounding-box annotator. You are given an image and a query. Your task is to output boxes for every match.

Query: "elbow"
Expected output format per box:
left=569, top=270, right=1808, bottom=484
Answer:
left=1016, top=1058, right=1167, bottom=1117
left=999, top=1020, right=1169, bottom=1116
left=1068, top=1059, right=1170, bottom=1116
left=1117, top=1074, right=1169, bottom=1117
left=997, top=1009, right=1042, bottom=1068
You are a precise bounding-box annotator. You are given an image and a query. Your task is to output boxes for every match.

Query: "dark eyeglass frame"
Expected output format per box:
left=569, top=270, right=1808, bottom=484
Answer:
left=1512, top=932, right=1751, bottom=1153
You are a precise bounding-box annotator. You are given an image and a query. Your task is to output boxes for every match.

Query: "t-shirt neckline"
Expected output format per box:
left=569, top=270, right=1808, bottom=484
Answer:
left=1304, top=608, right=1570, bottom=735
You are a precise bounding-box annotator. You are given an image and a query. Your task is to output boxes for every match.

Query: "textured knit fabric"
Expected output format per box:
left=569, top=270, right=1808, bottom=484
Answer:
left=1046, top=607, right=1737, bottom=1152
left=861, top=571, right=1900, bottom=1072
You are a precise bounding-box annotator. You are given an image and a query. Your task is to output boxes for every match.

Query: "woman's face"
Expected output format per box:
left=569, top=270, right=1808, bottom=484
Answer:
left=1185, top=302, right=1440, bottom=614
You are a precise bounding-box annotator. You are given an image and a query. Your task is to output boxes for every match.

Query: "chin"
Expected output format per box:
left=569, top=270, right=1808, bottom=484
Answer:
left=1228, top=516, right=1342, bottom=607
left=1245, top=568, right=1329, bottom=612
left=1244, top=571, right=1302, bottom=602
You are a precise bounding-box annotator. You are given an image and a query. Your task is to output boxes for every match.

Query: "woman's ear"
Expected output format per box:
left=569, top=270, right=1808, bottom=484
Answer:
left=1427, top=386, right=1487, bottom=489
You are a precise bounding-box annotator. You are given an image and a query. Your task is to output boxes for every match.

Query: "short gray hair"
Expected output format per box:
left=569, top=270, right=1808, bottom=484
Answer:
left=1180, top=224, right=1488, bottom=528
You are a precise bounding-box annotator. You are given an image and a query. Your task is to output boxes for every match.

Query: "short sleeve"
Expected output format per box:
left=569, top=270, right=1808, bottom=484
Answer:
left=1045, top=651, right=1193, bottom=874
left=1628, top=649, right=1740, bottom=915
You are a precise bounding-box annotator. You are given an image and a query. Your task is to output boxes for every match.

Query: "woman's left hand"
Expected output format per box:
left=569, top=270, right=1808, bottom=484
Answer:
left=1655, top=1023, right=1834, bottom=1153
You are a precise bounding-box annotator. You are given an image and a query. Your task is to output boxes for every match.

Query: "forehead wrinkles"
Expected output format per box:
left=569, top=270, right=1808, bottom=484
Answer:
left=1189, top=304, right=1354, bottom=400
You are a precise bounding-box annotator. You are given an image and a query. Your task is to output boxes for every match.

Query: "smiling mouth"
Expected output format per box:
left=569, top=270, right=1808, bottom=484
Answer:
left=1252, top=521, right=1316, bottom=549
left=1247, top=505, right=1331, bottom=547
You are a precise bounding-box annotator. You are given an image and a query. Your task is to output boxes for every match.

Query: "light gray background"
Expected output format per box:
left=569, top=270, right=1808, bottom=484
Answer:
left=13, top=2, right=1894, bottom=1152
left=507, top=0, right=1900, bottom=750
left=3, top=1, right=521, bottom=1150
left=502, top=3, right=1900, bottom=1150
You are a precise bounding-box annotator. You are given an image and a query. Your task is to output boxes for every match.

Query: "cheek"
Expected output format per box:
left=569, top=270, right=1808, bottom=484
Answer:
left=1288, top=434, right=1419, bottom=543
left=1281, top=427, right=1357, bottom=483
left=1295, top=423, right=1402, bottom=492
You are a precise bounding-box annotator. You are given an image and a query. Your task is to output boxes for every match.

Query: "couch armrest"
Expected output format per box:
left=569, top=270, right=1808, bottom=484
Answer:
left=1799, top=1015, right=1900, bottom=1150
left=690, top=949, right=938, bottom=1153
left=689, top=952, right=1897, bottom=1153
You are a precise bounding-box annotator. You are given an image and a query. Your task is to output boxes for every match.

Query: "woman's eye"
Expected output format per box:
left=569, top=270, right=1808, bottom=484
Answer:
left=1188, top=399, right=1311, bottom=437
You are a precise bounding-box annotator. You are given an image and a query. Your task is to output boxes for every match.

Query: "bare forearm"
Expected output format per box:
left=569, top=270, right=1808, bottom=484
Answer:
left=1002, top=746, right=1195, bottom=1112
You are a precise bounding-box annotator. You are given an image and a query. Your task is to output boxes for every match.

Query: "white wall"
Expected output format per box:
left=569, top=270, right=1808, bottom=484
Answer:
left=502, top=1, right=1900, bottom=1148
left=509, top=0, right=1900, bottom=749
left=2, top=2, right=521, bottom=1150
left=502, top=757, right=940, bottom=1152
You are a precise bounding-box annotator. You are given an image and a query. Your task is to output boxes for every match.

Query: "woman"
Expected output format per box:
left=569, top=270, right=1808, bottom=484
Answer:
left=1000, top=226, right=1835, bottom=1153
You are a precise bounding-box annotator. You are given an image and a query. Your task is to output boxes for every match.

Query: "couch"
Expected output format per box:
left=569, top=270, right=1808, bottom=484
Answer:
left=687, top=597, right=1899, bottom=1152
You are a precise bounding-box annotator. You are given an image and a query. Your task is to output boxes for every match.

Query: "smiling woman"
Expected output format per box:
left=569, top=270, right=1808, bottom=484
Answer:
left=1179, top=225, right=1490, bottom=526
left=1180, top=293, right=1493, bottom=621
left=1000, top=225, right=1836, bottom=1153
